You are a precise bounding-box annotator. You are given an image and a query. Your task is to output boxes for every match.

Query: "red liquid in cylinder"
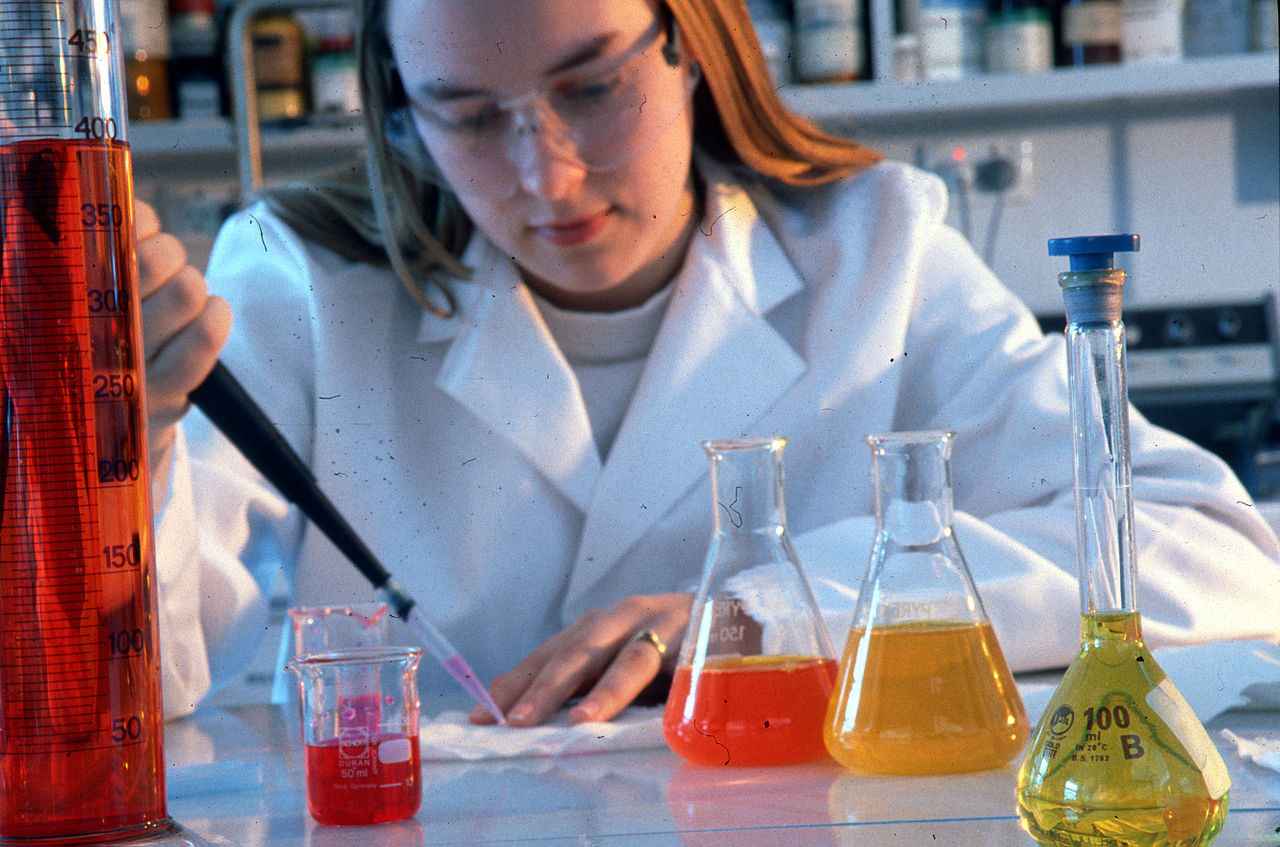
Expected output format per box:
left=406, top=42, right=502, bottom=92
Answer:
left=305, top=734, right=422, bottom=826
left=663, top=655, right=837, bottom=766
left=0, top=139, right=167, bottom=839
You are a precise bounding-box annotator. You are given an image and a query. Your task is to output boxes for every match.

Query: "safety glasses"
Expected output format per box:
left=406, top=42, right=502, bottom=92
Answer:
left=385, top=18, right=695, bottom=200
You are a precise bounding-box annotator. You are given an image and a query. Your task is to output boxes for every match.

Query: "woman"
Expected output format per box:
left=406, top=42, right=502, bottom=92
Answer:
left=142, top=0, right=1280, bottom=723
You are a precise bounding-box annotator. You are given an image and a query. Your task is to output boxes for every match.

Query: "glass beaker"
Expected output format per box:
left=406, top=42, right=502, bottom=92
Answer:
left=823, top=431, right=1028, bottom=774
left=662, top=436, right=837, bottom=766
left=290, top=646, right=424, bottom=827
left=1016, top=236, right=1229, bottom=846
left=1, top=0, right=169, bottom=839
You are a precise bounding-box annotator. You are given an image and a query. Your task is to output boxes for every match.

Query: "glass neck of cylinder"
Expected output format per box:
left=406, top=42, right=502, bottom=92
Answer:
left=1, top=0, right=130, bottom=141
left=1066, top=316, right=1138, bottom=617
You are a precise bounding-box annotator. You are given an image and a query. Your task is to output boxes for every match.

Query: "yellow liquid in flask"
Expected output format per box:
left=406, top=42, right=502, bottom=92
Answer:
left=1017, top=612, right=1229, bottom=847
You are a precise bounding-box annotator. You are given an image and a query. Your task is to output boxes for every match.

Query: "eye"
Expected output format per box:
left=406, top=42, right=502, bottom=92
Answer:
left=449, top=104, right=507, bottom=132
left=420, top=101, right=506, bottom=134
left=552, top=58, right=637, bottom=115
left=559, top=74, right=623, bottom=105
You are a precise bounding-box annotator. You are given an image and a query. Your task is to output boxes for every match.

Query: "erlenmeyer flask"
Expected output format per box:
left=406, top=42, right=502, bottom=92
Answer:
left=662, top=436, right=837, bottom=766
left=823, top=431, right=1028, bottom=774
left=1016, top=236, right=1230, bottom=846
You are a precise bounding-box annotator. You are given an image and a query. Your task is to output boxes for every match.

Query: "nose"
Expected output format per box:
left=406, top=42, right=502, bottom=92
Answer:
left=508, top=104, right=589, bottom=199
left=516, top=142, right=589, bottom=199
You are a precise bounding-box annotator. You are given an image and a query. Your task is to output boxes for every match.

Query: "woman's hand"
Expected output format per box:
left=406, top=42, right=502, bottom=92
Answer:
left=469, top=593, right=691, bottom=726
left=134, top=200, right=232, bottom=466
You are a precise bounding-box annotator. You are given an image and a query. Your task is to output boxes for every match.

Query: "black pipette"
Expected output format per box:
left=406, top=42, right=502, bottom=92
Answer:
left=188, top=360, right=506, bottom=724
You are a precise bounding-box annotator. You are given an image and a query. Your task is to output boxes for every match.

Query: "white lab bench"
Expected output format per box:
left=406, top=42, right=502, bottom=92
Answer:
left=148, top=676, right=1280, bottom=846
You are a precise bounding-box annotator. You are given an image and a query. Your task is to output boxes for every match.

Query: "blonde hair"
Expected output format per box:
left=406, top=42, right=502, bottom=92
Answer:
left=265, top=0, right=881, bottom=317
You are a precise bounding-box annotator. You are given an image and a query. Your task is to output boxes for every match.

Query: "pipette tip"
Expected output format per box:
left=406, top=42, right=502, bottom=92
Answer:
left=398, top=596, right=506, bottom=723
left=443, top=654, right=507, bottom=725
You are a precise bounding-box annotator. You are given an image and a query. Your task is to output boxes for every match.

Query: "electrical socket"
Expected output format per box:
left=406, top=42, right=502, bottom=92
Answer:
left=915, top=138, right=1035, bottom=203
left=978, top=138, right=1035, bottom=203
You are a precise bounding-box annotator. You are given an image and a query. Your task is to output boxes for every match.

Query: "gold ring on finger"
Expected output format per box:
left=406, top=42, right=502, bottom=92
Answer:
left=629, top=628, right=667, bottom=659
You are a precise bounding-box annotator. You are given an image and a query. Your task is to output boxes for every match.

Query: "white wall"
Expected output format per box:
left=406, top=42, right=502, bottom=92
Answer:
left=845, top=89, right=1279, bottom=317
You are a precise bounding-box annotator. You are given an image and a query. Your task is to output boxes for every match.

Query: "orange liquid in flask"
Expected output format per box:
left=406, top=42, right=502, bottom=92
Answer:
left=663, top=655, right=836, bottom=766
left=824, top=621, right=1028, bottom=774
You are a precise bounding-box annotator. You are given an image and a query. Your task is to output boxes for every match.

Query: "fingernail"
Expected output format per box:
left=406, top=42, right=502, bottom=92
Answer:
left=508, top=702, right=534, bottom=723
left=570, top=701, right=597, bottom=723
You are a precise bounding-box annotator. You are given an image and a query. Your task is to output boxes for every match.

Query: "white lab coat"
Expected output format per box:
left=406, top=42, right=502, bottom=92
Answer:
left=155, top=160, right=1280, bottom=717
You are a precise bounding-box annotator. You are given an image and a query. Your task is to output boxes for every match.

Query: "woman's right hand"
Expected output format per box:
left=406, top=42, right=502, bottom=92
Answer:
left=135, top=200, right=232, bottom=466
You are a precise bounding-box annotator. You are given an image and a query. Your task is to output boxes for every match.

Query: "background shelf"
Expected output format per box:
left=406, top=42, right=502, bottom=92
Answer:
left=129, top=53, right=1277, bottom=158
left=782, top=53, right=1279, bottom=128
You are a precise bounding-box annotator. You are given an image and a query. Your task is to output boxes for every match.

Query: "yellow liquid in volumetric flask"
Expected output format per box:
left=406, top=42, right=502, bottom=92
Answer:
left=1017, top=612, right=1230, bottom=847
left=823, top=620, right=1028, bottom=774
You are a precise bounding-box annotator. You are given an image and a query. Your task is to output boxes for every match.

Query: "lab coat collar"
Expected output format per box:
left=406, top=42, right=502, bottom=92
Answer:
left=417, top=166, right=806, bottom=602
left=565, top=168, right=806, bottom=607
left=424, top=240, right=603, bottom=513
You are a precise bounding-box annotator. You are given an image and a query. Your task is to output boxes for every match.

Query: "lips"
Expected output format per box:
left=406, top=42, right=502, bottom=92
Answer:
left=531, top=209, right=610, bottom=247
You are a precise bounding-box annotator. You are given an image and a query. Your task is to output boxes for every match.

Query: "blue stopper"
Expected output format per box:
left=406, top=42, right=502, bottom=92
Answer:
left=1048, top=234, right=1140, bottom=271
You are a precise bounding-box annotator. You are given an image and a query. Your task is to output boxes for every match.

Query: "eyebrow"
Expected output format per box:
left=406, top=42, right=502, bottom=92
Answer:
left=414, top=33, right=619, bottom=102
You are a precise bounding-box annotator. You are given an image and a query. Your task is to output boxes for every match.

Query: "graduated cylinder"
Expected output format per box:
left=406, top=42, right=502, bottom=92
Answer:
left=1, top=0, right=169, bottom=839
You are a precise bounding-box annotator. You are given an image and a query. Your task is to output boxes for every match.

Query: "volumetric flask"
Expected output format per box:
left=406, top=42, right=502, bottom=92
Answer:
left=824, top=431, right=1027, bottom=774
left=662, top=436, right=837, bottom=766
left=1, top=0, right=169, bottom=840
left=1016, top=236, right=1229, bottom=846
left=290, top=647, right=424, bottom=826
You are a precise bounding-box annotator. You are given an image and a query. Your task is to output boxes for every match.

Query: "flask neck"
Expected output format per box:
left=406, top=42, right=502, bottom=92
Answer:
left=855, top=431, right=990, bottom=630
left=1063, top=271, right=1139, bottom=617
left=1080, top=609, right=1144, bottom=647
left=868, top=431, right=956, bottom=546
left=705, top=437, right=789, bottom=536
